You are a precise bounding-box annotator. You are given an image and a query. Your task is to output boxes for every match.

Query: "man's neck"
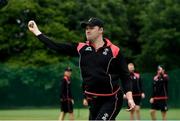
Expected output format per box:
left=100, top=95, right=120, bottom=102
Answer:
left=91, top=36, right=105, bottom=50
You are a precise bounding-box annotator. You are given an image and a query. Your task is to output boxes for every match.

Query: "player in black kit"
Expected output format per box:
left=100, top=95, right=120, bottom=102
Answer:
left=150, top=65, right=169, bottom=120
left=28, top=17, right=135, bottom=120
left=124, top=63, right=145, bottom=120
left=59, top=67, right=74, bottom=121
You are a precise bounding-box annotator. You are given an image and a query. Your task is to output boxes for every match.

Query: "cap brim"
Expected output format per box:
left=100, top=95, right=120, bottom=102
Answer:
left=80, top=21, right=95, bottom=28
left=65, top=68, right=72, bottom=71
left=80, top=21, right=89, bottom=28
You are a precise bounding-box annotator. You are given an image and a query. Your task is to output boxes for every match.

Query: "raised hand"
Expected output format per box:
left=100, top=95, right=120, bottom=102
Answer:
left=28, top=20, right=41, bottom=36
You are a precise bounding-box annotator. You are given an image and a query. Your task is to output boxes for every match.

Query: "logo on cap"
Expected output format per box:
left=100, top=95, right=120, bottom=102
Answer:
left=81, top=17, right=104, bottom=28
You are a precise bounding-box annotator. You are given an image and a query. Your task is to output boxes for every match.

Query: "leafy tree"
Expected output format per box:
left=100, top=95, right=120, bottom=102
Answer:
left=0, top=0, right=79, bottom=66
left=136, top=0, right=180, bottom=72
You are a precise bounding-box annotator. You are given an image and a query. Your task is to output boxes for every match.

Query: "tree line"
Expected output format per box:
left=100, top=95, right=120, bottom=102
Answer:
left=0, top=0, right=179, bottom=72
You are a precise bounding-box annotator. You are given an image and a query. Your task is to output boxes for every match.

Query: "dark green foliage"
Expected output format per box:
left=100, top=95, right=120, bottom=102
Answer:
left=0, top=0, right=179, bottom=71
left=0, top=64, right=179, bottom=108
left=0, top=0, right=8, bottom=8
left=0, top=62, right=82, bottom=107
left=136, top=0, right=180, bottom=72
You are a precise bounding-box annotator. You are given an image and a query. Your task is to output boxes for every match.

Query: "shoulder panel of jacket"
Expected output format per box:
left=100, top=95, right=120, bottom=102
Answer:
left=134, top=72, right=140, bottom=79
left=105, top=38, right=120, bottom=58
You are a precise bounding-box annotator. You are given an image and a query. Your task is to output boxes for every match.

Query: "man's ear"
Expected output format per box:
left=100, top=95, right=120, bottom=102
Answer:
left=99, top=27, right=103, bottom=33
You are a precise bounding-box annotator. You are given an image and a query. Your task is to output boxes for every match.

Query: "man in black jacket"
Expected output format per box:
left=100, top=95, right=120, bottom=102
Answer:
left=125, top=63, right=145, bottom=120
left=150, top=65, right=169, bottom=120
left=59, top=67, right=74, bottom=121
left=28, top=17, right=135, bottom=120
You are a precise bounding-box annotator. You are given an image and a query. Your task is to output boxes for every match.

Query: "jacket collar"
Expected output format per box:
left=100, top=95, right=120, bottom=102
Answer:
left=86, top=38, right=112, bottom=47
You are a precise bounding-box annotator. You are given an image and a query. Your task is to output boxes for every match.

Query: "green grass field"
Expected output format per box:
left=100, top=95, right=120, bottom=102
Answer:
left=0, top=108, right=179, bottom=120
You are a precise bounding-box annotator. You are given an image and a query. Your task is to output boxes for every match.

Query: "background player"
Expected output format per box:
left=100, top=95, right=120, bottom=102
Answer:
left=150, top=65, right=169, bottom=120
left=59, top=67, right=74, bottom=121
left=124, top=63, right=145, bottom=120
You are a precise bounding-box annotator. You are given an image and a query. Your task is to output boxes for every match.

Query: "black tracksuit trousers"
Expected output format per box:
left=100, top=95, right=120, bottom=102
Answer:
left=87, top=90, right=123, bottom=120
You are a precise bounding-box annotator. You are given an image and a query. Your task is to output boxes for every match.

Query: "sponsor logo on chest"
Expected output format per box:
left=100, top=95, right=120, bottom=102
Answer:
left=102, top=48, right=109, bottom=55
left=85, top=47, right=92, bottom=51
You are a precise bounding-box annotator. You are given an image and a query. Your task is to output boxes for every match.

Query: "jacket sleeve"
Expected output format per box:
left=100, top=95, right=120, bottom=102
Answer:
left=165, top=79, right=168, bottom=96
left=116, top=52, right=132, bottom=93
left=163, top=74, right=169, bottom=96
left=69, top=83, right=73, bottom=99
left=60, top=79, right=66, bottom=99
left=37, top=34, right=79, bottom=56
left=151, top=80, right=155, bottom=98
left=139, top=77, right=144, bottom=93
left=81, top=81, right=86, bottom=99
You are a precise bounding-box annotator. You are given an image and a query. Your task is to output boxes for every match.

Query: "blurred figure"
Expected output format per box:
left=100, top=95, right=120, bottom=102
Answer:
left=150, top=65, right=169, bottom=120
left=59, top=67, right=74, bottom=121
left=125, top=63, right=145, bottom=120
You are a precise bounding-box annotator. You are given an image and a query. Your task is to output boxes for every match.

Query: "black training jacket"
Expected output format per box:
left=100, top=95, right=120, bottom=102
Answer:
left=37, top=34, right=132, bottom=96
left=130, top=72, right=144, bottom=96
left=60, top=76, right=73, bottom=101
left=151, top=73, right=169, bottom=100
